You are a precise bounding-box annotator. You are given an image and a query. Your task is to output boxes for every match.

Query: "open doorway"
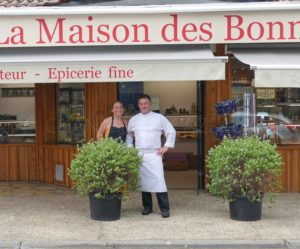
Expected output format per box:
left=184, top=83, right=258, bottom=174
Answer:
left=118, top=81, right=200, bottom=190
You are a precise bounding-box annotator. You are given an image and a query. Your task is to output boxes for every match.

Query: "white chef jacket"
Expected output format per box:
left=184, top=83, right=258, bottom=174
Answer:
left=127, top=111, right=176, bottom=192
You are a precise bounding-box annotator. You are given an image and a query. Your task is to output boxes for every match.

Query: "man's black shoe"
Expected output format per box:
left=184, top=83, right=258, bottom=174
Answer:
left=142, top=209, right=152, bottom=215
left=161, top=210, right=170, bottom=218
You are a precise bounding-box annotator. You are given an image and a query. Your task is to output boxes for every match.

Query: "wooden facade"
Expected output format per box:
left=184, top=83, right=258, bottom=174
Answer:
left=0, top=144, right=36, bottom=181
left=0, top=48, right=300, bottom=192
left=278, top=145, right=300, bottom=192
left=203, top=45, right=231, bottom=186
left=0, top=83, right=117, bottom=186
left=204, top=45, right=231, bottom=160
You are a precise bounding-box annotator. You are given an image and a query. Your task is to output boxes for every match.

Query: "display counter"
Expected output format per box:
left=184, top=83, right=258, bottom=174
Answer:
left=165, top=115, right=197, bottom=140
left=0, top=120, right=35, bottom=144
left=232, top=85, right=300, bottom=145
left=164, top=115, right=198, bottom=170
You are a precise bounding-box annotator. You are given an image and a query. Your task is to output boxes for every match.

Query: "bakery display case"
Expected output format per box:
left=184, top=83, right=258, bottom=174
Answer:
left=231, top=56, right=300, bottom=145
left=165, top=115, right=198, bottom=140
left=232, top=85, right=300, bottom=144
left=164, top=115, right=198, bottom=170
left=56, top=86, right=85, bottom=144
left=256, top=88, right=300, bottom=144
left=0, top=120, right=35, bottom=144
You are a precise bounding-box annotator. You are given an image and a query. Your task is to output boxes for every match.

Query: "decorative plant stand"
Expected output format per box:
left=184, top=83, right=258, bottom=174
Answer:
left=212, top=99, right=243, bottom=140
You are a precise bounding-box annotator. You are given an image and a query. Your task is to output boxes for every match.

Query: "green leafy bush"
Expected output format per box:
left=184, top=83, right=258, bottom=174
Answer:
left=207, top=136, right=282, bottom=202
left=69, top=138, right=142, bottom=199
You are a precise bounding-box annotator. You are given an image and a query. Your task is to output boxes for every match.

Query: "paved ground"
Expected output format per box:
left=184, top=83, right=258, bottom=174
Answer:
left=0, top=182, right=300, bottom=249
left=1, top=241, right=300, bottom=249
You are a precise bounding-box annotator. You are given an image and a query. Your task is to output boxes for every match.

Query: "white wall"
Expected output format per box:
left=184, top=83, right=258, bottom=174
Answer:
left=144, top=81, right=197, bottom=114
left=0, top=84, right=35, bottom=121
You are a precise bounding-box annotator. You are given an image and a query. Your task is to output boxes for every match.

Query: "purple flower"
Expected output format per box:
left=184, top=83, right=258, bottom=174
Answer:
left=215, top=100, right=237, bottom=115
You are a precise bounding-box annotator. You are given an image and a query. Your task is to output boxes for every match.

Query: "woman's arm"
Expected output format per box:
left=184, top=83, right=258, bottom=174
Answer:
left=123, top=119, right=128, bottom=128
left=96, top=117, right=110, bottom=141
left=126, top=118, right=134, bottom=147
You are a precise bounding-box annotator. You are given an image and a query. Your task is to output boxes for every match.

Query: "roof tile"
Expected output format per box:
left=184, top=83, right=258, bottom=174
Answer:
left=0, top=0, right=68, bottom=7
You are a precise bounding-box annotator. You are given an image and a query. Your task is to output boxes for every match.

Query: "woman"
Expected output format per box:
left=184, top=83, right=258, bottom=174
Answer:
left=96, top=101, right=127, bottom=142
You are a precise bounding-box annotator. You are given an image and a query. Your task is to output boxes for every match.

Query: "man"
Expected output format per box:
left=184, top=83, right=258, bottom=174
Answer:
left=127, top=94, right=176, bottom=218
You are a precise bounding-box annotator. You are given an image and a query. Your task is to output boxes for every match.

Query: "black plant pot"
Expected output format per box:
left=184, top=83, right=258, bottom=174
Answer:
left=229, top=197, right=262, bottom=221
left=88, top=192, right=122, bottom=221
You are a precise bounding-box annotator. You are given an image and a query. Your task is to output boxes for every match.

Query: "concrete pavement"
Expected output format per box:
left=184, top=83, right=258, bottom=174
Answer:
left=2, top=240, right=300, bottom=249
left=0, top=182, right=300, bottom=248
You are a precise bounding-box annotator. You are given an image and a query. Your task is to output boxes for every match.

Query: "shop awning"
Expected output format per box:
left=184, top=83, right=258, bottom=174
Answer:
left=232, top=48, right=300, bottom=88
left=0, top=46, right=227, bottom=83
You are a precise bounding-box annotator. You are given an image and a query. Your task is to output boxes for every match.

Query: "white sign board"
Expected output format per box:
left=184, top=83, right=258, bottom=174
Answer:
left=1, top=10, right=300, bottom=47
left=0, top=61, right=225, bottom=83
left=256, top=88, right=276, bottom=99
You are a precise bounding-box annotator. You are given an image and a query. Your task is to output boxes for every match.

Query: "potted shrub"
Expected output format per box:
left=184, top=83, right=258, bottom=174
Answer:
left=69, top=138, right=141, bottom=221
left=207, top=136, right=282, bottom=221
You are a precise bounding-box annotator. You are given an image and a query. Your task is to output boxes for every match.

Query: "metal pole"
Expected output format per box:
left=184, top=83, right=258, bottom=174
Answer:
left=197, top=81, right=205, bottom=194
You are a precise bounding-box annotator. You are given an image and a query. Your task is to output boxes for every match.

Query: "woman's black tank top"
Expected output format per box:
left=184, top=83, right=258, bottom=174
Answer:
left=108, top=117, right=127, bottom=142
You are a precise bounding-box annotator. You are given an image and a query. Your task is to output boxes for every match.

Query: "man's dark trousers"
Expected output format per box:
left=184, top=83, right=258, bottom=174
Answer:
left=142, top=191, right=169, bottom=211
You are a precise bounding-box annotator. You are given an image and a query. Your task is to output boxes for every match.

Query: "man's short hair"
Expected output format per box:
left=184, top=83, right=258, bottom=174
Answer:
left=138, top=94, right=151, bottom=102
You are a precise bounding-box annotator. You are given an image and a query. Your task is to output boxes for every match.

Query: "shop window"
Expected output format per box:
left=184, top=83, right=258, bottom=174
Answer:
left=56, top=84, right=85, bottom=144
left=118, top=82, right=144, bottom=116
left=231, top=58, right=300, bottom=145
left=256, top=88, right=300, bottom=144
left=0, top=84, right=35, bottom=144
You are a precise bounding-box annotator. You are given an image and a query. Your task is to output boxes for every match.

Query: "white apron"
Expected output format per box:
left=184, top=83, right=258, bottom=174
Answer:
left=139, top=152, right=167, bottom=192
left=127, top=112, right=176, bottom=193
